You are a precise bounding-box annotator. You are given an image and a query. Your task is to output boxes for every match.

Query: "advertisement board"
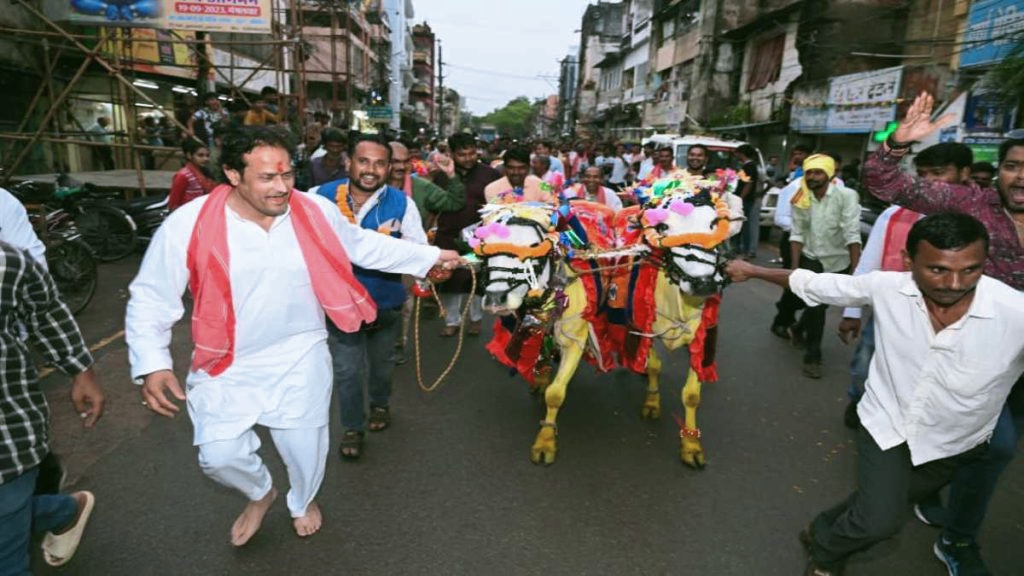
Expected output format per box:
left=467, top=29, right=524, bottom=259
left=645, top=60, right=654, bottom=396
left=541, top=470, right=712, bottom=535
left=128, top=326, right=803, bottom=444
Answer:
left=825, top=66, right=902, bottom=133
left=790, top=67, right=903, bottom=134
left=101, top=28, right=207, bottom=80
left=960, top=0, right=1024, bottom=68
left=67, top=0, right=272, bottom=34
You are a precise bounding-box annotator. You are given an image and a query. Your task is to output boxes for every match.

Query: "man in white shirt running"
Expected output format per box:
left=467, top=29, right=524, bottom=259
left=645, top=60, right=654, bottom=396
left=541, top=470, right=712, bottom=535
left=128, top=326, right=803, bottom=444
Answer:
left=725, top=213, right=1024, bottom=576
left=126, top=127, right=461, bottom=547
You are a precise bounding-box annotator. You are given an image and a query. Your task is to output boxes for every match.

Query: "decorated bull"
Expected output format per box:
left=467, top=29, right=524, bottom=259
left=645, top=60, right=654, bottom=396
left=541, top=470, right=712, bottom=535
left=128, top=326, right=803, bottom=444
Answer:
left=475, top=172, right=742, bottom=467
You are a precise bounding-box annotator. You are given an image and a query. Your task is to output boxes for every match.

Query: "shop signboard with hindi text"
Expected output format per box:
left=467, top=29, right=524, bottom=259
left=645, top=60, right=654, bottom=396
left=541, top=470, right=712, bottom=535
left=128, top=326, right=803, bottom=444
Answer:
left=960, top=0, right=1024, bottom=69
left=62, top=0, right=272, bottom=33
left=825, top=66, right=902, bottom=133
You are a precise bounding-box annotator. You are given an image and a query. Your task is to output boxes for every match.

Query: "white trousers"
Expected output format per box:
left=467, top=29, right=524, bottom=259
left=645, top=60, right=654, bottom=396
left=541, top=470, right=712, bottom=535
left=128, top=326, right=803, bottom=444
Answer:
left=197, top=425, right=329, bottom=518
left=441, top=293, right=483, bottom=326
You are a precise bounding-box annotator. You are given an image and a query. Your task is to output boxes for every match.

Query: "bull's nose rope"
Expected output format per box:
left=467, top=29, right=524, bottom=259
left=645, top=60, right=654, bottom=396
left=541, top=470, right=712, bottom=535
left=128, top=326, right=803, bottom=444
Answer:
left=413, top=264, right=477, bottom=392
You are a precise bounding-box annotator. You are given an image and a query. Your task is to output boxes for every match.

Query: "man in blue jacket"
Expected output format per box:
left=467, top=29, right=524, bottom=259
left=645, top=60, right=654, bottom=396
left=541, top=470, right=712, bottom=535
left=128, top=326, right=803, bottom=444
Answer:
left=313, top=134, right=429, bottom=460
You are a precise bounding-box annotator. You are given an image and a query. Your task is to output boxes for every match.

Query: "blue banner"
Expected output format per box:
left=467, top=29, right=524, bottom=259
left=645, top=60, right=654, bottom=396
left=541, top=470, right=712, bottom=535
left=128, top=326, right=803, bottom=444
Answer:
left=960, top=0, right=1024, bottom=68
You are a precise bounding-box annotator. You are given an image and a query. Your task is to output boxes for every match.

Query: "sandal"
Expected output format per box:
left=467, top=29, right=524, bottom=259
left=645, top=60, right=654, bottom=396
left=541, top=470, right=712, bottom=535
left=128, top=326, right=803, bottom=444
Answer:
left=439, top=325, right=459, bottom=337
left=368, top=407, right=390, bottom=432
left=467, top=320, right=482, bottom=336
left=339, top=430, right=364, bottom=460
left=42, top=491, right=95, bottom=566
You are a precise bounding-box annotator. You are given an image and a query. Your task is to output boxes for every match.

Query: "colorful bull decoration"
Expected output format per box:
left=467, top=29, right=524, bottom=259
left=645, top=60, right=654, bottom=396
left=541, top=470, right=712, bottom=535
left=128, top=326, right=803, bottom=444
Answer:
left=476, top=171, right=742, bottom=467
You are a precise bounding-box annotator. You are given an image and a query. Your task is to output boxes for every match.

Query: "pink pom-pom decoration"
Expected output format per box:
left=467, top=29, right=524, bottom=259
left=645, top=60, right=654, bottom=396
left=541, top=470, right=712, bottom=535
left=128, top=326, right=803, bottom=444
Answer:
left=644, top=208, right=670, bottom=226
left=669, top=200, right=695, bottom=217
left=474, top=222, right=511, bottom=240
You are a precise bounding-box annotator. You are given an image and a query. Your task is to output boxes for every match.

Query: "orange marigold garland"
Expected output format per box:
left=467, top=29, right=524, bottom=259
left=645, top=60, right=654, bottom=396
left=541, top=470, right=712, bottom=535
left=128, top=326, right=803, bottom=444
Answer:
left=334, top=181, right=356, bottom=223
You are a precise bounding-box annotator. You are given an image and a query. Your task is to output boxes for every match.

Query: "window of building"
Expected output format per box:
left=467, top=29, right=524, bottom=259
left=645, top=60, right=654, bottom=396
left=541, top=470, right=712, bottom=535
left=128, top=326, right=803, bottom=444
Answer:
left=746, top=34, right=785, bottom=92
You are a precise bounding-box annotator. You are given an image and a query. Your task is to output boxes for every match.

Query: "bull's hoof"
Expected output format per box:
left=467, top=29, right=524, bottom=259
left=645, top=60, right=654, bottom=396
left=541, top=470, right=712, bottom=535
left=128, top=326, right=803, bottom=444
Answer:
left=530, top=446, right=557, bottom=465
left=681, top=440, right=706, bottom=470
left=641, top=402, right=661, bottom=419
left=531, top=427, right=557, bottom=465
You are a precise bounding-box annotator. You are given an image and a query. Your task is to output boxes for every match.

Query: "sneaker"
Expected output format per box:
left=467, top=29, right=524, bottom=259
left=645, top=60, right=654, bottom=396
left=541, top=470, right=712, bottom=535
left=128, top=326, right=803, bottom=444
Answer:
left=803, top=362, right=822, bottom=379
left=933, top=538, right=992, bottom=576
left=914, top=494, right=947, bottom=527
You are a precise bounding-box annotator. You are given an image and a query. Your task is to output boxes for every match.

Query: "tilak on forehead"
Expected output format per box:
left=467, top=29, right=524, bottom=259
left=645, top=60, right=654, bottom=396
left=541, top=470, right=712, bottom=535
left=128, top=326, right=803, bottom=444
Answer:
left=276, top=161, right=286, bottom=173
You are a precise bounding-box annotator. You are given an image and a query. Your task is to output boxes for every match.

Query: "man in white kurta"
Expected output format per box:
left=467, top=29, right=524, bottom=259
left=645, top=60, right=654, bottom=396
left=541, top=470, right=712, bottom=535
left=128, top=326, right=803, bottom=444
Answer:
left=126, top=128, right=460, bottom=546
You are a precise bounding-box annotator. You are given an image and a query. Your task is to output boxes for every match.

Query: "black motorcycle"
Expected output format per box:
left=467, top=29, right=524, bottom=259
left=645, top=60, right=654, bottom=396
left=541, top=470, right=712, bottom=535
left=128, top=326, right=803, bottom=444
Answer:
left=111, top=194, right=168, bottom=249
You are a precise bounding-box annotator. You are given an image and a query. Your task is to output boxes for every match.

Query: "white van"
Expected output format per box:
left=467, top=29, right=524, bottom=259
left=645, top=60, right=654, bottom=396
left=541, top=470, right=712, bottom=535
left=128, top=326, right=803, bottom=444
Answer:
left=642, top=134, right=772, bottom=227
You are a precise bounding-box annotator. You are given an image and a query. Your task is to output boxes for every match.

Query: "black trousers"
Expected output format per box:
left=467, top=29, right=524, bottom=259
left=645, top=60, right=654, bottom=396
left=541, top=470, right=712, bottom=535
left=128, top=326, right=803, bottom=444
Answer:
left=809, top=427, right=989, bottom=569
left=779, top=230, right=792, bottom=269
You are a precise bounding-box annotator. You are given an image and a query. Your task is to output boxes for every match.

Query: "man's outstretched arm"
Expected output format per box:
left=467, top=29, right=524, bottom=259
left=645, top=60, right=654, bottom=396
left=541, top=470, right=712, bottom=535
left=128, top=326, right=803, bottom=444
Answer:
left=724, top=258, right=795, bottom=288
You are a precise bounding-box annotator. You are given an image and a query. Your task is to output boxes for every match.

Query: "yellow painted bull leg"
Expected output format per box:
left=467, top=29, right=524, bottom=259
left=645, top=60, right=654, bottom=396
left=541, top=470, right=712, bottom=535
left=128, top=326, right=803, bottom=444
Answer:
left=640, top=348, right=662, bottom=419
left=531, top=278, right=590, bottom=466
left=679, top=368, right=706, bottom=469
left=531, top=321, right=586, bottom=465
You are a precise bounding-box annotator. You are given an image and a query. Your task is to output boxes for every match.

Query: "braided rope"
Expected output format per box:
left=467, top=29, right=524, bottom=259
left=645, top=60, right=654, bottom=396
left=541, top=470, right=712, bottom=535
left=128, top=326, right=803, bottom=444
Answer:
left=413, top=265, right=477, bottom=393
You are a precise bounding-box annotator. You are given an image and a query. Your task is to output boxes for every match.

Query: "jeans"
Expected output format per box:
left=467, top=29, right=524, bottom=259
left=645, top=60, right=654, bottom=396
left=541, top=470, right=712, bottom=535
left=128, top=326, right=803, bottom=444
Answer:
left=732, top=196, right=760, bottom=254
left=808, top=427, right=987, bottom=570
left=848, top=316, right=875, bottom=400
left=0, top=466, right=77, bottom=576
left=942, top=381, right=1022, bottom=543
left=327, top=308, right=402, bottom=433
left=744, top=196, right=762, bottom=255
left=441, top=293, right=483, bottom=327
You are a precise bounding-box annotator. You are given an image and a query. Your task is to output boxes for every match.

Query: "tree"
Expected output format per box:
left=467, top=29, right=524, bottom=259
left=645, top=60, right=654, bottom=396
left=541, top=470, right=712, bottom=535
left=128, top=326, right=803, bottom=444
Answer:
left=477, top=96, right=535, bottom=139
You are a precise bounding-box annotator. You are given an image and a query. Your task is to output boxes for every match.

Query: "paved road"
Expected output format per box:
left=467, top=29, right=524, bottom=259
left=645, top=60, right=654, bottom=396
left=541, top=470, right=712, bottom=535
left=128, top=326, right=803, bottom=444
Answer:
left=33, top=252, right=1023, bottom=575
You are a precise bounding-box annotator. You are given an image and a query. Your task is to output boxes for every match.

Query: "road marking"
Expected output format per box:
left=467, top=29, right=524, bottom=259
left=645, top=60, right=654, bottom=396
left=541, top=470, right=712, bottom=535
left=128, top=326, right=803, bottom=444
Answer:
left=38, top=329, right=126, bottom=380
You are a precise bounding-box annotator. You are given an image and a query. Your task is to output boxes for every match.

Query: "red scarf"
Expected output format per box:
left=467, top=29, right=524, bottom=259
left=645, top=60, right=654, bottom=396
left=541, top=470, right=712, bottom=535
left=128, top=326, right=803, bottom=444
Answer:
left=881, top=207, right=920, bottom=272
left=186, top=185, right=376, bottom=376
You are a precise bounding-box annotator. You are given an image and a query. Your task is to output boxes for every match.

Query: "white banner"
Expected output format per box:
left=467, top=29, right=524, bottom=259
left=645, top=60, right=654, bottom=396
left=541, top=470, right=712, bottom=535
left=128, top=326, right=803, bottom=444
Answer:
left=825, top=66, right=902, bottom=133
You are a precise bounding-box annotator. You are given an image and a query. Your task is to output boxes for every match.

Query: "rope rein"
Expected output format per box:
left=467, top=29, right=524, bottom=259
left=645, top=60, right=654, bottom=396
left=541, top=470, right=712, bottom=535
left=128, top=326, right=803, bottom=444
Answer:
left=413, top=264, right=477, bottom=393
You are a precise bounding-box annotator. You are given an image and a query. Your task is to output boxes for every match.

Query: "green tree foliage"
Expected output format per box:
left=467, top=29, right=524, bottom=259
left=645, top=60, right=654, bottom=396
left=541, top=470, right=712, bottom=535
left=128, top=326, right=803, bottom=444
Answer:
left=476, top=97, right=535, bottom=139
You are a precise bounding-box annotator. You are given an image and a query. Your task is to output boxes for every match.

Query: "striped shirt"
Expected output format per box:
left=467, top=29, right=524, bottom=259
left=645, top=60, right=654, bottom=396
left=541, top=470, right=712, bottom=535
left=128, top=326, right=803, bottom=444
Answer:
left=0, top=242, right=92, bottom=484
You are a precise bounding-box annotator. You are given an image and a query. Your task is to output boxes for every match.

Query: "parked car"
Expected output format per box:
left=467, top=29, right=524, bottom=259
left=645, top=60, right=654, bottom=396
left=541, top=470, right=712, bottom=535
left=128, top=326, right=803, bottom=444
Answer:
left=644, top=134, right=772, bottom=229
left=642, top=134, right=769, bottom=185
left=760, top=185, right=781, bottom=229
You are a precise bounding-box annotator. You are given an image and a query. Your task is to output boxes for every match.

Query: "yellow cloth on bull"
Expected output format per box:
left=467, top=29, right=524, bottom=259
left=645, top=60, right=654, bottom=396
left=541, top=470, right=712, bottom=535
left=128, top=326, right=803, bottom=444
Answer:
left=790, top=154, right=836, bottom=210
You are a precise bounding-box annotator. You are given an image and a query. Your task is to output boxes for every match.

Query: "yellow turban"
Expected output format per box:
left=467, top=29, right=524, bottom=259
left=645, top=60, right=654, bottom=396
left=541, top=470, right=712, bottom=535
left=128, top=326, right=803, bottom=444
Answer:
left=791, top=154, right=836, bottom=209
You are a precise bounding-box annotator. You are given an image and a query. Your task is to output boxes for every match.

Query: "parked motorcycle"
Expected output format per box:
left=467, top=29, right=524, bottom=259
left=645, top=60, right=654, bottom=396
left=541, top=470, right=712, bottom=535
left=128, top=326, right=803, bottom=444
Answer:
left=113, top=193, right=168, bottom=248
left=52, top=173, right=138, bottom=262
left=10, top=181, right=98, bottom=314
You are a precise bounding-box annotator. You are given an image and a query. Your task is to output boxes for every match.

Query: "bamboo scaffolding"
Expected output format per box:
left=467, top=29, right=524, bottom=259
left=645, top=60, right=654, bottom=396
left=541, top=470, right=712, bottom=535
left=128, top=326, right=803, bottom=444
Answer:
left=2, top=0, right=376, bottom=185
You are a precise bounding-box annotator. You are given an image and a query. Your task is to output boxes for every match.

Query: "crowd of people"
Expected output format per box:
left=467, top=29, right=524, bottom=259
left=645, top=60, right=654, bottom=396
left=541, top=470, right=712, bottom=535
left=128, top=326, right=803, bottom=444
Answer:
left=1, top=91, right=1022, bottom=576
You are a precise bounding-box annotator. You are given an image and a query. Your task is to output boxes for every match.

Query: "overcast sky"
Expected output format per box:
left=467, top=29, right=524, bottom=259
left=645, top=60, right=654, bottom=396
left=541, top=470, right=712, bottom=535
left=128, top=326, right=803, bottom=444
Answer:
left=411, top=0, right=593, bottom=116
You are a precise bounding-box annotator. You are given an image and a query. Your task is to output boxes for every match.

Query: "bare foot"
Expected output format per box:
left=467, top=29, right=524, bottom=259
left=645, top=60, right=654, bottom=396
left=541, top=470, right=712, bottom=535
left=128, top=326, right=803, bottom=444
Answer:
left=230, top=488, right=278, bottom=546
left=293, top=501, right=322, bottom=538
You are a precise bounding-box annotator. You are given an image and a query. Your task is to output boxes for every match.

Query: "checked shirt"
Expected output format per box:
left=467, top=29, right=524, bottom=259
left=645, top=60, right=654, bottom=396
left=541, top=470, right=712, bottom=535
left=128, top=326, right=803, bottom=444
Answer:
left=0, top=241, right=92, bottom=484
